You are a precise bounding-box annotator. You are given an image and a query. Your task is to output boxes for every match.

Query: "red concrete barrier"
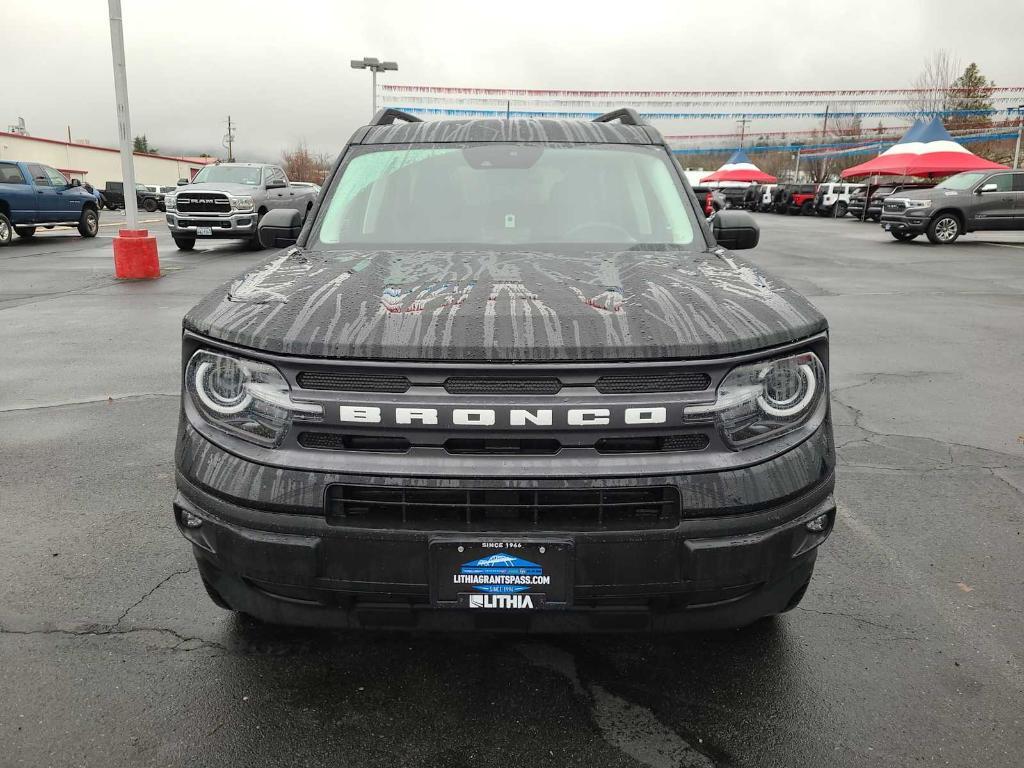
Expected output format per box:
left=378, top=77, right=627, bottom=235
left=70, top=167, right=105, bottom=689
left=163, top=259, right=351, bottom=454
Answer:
left=113, top=228, right=161, bottom=279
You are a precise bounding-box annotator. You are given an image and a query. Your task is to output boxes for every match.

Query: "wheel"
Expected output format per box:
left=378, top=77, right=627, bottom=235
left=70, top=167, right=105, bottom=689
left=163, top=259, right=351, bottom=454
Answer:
left=835, top=201, right=848, bottom=218
left=174, top=236, right=196, bottom=251
left=77, top=207, right=98, bottom=238
left=0, top=213, right=12, bottom=246
left=142, top=197, right=158, bottom=213
left=799, top=200, right=815, bottom=215
left=868, top=213, right=880, bottom=222
left=14, top=226, right=36, bottom=239
left=890, top=231, right=918, bottom=242
left=816, top=207, right=829, bottom=217
left=927, top=214, right=960, bottom=244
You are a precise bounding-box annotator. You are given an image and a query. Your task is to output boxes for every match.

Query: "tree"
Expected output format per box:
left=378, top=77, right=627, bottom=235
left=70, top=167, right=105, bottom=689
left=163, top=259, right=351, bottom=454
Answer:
left=132, top=134, right=158, bottom=154
left=281, top=140, right=331, bottom=184
left=946, top=62, right=995, bottom=132
left=907, top=49, right=961, bottom=118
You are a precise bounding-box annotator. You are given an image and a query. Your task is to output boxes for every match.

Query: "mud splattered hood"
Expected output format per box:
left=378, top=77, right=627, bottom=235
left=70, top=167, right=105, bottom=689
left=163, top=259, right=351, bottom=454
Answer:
left=183, top=247, right=827, bottom=361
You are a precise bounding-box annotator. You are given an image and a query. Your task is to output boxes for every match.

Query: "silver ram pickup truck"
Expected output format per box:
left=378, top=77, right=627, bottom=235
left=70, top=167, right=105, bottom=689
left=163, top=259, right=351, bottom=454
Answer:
left=164, top=163, right=318, bottom=250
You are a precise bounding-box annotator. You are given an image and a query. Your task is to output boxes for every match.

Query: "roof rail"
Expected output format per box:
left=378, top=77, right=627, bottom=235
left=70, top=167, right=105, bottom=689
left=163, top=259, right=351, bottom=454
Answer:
left=370, top=108, right=423, bottom=126
left=592, top=108, right=647, bottom=127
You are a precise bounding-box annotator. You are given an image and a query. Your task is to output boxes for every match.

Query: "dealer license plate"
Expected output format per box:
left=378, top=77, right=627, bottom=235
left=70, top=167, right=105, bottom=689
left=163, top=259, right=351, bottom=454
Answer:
left=196, top=226, right=213, bottom=236
left=430, top=539, right=573, bottom=609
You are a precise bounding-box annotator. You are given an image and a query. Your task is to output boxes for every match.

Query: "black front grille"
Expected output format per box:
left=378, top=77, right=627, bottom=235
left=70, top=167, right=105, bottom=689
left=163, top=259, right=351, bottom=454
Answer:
left=176, top=193, right=230, bottom=213
left=444, top=377, right=561, bottom=395
left=298, top=432, right=409, bottom=453
left=596, top=433, right=709, bottom=454
left=883, top=201, right=906, bottom=213
left=297, top=371, right=411, bottom=392
left=595, top=371, right=710, bottom=394
left=326, top=484, right=680, bottom=531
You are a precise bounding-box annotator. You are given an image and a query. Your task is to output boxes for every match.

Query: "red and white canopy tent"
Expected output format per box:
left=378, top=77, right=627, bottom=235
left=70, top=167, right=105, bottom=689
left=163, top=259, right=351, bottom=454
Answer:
left=841, top=116, right=1007, bottom=179
left=701, top=149, right=778, bottom=183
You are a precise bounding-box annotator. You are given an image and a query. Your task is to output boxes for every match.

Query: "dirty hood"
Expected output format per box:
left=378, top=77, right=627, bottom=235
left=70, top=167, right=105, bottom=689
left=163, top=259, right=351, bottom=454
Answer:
left=183, top=247, right=827, bottom=361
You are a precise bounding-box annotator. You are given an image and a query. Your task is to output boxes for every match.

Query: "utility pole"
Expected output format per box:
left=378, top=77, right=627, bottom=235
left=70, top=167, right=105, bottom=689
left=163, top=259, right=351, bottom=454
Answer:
left=1013, top=104, right=1024, bottom=169
left=736, top=116, right=751, bottom=148
left=793, top=146, right=802, bottom=182
left=820, top=102, right=831, bottom=179
left=350, top=57, right=399, bottom=117
left=223, top=116, right=236, bottom=162
left=107, top=0, right=139, bottom=228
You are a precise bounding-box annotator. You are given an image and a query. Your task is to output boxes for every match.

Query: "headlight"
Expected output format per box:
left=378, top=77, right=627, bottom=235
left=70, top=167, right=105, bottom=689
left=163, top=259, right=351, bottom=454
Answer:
left=165, top=195, right=176, bottom=211
left=684, top=351, right=826, bottom=449
left=185, top=350, right=321, bottom=447
left=905, top=199, right=932, bottom=209
left=231, top=195, right=255, bottom=211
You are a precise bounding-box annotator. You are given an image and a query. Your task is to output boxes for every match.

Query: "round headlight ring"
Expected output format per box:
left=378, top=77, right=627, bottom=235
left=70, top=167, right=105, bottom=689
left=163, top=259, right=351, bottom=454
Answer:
left=194, top=358, right=252, bottom=415
left=757, top=363, right=816, bottom=418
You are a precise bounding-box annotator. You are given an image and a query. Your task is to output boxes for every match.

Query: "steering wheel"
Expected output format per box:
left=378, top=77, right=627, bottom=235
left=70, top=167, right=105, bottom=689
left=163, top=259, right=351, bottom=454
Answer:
left=564, top=221, right=636, bottom=242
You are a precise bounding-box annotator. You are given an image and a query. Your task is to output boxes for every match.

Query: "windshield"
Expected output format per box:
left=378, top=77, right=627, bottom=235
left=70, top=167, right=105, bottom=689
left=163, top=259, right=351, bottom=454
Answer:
left=310, top=144, right=700, bottom=248
left=936, top=172, right=987, bottom=191
left=192, top=165, right=262, bottom=185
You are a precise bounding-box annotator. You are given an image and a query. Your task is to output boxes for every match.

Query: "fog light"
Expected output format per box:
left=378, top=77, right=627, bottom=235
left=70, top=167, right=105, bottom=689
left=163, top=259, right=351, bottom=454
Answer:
left=806, top=513, right=830, bottom=533
left=181, top=510, right=203, bottom=529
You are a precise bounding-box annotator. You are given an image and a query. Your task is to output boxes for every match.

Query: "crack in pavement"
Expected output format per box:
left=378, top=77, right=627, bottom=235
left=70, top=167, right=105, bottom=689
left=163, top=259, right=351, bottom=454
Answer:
left=796, top=607, right=917, bottom=640
left=518, top=643, right=715, bottom=768
left=0, top=568, right=223, bottom=654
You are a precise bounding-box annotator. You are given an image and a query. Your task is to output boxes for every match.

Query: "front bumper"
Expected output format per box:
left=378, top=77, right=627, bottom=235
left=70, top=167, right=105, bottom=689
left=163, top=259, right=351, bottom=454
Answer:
left=880, top=214, right=928, bottom=235
left=173, top=419, right=836, bottom=632
left=166, top=211, right=257, bottom=238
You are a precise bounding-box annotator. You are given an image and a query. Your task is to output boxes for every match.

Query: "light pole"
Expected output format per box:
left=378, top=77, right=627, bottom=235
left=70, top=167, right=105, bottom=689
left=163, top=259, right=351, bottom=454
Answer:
left=350, top=57, right=398, bottom=117
left=1013, top=103, right=1024, bottom=170
left=107, top=0, right=139, bottom=228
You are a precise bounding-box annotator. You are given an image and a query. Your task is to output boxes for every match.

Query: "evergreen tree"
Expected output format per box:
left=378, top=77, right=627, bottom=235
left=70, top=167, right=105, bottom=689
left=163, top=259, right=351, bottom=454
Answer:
left=946, top=63, right=995, bottom=132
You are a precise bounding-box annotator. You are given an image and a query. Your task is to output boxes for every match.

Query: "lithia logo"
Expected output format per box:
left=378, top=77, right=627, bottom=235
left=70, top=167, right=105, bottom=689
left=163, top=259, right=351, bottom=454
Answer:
left=339, top=405, right=669, bottom=428
left=469, top=594, right=535, bottom=609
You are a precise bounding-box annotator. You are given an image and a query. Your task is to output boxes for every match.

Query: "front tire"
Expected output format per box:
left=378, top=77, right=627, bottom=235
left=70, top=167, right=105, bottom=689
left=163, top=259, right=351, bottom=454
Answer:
left=890, top=231, right=918, bottom=242
left=77, top=208, right=99, bottom=238
left=0, top=213, right=12, bottom=246
left=174, top=236, right=196, bottom=251
left=835, top=201, right=848, bottom=218
left=14, top=225, right=36, bottom=239
left=927, top=214, right=961, bottom=244
left=142, top=198, right=158, bottom=213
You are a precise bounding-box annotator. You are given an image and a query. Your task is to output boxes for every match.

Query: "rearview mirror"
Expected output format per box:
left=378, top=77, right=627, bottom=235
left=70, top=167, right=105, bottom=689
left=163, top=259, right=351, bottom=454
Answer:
left=977, top=182, right=997, bottom=193
left=711, top=210, right=759, bottom=250
left=265, top=179, right=288, bottom=190
left=258, top=208, right=303, bottom=248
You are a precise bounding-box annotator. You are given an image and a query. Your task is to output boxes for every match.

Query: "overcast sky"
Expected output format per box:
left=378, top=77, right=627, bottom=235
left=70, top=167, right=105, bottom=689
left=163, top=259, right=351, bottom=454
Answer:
left=5, top=0, right=1022, bottom=161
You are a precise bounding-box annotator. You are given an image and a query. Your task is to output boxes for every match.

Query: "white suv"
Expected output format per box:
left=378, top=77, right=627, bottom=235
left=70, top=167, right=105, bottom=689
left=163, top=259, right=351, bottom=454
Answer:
left=815, top=182, right=864, bottom=217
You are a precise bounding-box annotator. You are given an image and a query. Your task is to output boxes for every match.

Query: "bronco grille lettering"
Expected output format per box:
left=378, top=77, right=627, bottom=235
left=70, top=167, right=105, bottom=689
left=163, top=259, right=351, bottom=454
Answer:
left=337, top=405, right=671, bottom=427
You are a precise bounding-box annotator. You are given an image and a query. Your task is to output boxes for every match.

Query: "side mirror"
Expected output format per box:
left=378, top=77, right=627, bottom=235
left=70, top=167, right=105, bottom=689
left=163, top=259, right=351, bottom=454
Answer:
left=69, top=178, right=81, bottom=187
left=265, top=179, right=287, bottom=190
left=977, top=182, right=997, bottom=194
left=258, top=208, right=303, bottom=248
left=177, top=178, right=189, bottom=186
left=712, top=210, right=759, bottom=250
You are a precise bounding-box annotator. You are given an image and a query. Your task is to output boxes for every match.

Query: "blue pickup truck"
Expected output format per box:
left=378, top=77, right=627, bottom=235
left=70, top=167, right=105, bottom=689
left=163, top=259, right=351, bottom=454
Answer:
left=0, top=161, right=101, bottom=246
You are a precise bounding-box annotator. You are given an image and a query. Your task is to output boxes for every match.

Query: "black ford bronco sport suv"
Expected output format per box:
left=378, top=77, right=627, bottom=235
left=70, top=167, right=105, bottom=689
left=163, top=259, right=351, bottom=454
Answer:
left=174, top=108, right=836, bottom=632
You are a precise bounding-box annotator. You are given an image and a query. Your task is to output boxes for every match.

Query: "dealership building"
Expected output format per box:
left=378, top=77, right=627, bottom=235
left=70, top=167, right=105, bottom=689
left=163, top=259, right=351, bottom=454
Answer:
left=0, top=130, right=215, bottom=187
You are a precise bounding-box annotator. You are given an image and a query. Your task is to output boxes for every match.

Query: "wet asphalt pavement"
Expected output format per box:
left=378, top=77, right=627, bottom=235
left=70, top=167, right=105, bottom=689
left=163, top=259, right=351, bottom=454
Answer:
left=1, top=213, right=1022, bottom=767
